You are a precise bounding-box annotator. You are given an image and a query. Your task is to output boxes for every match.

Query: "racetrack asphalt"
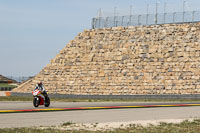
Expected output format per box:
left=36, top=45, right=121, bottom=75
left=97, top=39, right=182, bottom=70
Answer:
left=1, top=102, right=200, bottom=128
left=1, top=101, right=200, bottom=110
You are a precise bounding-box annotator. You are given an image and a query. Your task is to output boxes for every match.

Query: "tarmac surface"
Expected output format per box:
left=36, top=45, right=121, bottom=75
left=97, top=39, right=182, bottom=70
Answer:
left=1, top=101, right=200, bottom=128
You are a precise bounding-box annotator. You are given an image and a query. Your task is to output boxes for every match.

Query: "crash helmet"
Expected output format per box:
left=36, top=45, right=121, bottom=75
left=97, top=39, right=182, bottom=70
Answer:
left=38, top=81, right=43, bottom=87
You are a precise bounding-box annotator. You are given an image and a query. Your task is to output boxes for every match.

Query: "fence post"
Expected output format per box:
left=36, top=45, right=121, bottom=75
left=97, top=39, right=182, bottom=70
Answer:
left=129, top=15, right=132, bottom=25
left=122, top=16, right=125, bottom=26
left=164, top=3, right=167, bottom=23
left=92, top=18, right=95, bottom=29
left=116, top=21, right=118, bottom=27
left=98, top=18, right=101, bottom=28
left=155, top=2, right=159, bottom=24
left=95, top=18, right=98, bottom=28
left=104, top=17, right=109, bottom=27
left=138, top=15, right=141, bottom=25
left=183, top=12, right=185, bottom=22
left=192, top=11, right=195, bottom=22
left=114, top=16, right=116, bottom=27
left=173, top=12, right=176, bottom=23
left=182, top=1, right=186, bottom=23
left=164, top=13, right=166, bottom=23
left=146, top=14, right=149, bottom=25
left=146, top=4, right=149, bottom=25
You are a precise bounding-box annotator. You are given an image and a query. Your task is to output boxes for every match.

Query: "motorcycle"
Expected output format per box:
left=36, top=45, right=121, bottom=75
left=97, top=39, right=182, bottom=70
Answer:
left=32, top=89, right=50, bottom=107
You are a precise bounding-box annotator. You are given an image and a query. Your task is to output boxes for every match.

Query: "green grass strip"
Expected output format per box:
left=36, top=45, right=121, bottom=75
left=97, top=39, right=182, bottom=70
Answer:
left=0, top=83, right=17, bottom=88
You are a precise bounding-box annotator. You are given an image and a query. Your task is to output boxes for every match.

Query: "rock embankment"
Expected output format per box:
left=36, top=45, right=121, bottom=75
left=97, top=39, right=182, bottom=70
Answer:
left=13, top=23, right=200, bottom=95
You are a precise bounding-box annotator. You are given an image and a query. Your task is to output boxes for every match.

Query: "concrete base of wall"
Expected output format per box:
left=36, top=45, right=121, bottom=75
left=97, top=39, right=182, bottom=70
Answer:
left=0, top=91, right=11, bottom=96
left=11, top=92, right=200, bottom=99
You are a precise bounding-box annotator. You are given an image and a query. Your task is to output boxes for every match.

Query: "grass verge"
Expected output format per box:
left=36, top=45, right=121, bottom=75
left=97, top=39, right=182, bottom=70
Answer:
left=1, top=119, right=200, bottom=133
left=1, top=96, right=200, bottom=102
left=0, top=96, right=32, bottom=101
left=0, top=83, right=17, bottom=88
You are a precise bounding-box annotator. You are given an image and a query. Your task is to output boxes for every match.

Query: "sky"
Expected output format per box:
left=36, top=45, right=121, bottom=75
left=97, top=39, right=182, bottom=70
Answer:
left=0, top=0, right=200, bottom=77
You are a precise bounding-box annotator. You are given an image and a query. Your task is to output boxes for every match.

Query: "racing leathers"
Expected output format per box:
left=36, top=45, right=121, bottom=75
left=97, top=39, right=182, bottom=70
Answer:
left=34, top=84, right=48, bottom=99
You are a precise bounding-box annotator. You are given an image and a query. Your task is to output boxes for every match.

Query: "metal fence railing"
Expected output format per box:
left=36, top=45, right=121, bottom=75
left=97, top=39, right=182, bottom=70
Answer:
left=6, top=76, right=33, bottom=83
left=0, top=87, right=15, bottom=91
left=92, top=10, right=200, bottom=29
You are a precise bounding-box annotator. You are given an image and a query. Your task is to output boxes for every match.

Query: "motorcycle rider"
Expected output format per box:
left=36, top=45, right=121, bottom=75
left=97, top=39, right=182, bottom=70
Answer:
left=34, top=82, right=48, bottom=100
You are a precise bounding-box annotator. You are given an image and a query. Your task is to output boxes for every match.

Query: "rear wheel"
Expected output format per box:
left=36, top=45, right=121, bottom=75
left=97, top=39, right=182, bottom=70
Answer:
left=33, top=97, right=39, bottom=107
left=44, top=97, right=50, bottom=107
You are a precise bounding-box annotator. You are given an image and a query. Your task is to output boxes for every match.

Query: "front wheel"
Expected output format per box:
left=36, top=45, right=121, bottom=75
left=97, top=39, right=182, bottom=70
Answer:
left=33, top=97, right=39, bottom=107
left=44, top=97, right=50, bottom=107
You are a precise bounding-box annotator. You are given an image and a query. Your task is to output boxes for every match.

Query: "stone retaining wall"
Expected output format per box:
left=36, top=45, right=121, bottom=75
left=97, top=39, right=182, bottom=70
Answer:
left=11, top=92, right=200, bottom=99
left=13, top=23, right=200, bottom=95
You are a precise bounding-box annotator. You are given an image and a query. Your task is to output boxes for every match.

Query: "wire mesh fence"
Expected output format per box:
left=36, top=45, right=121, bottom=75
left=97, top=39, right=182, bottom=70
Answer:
left=6, top=76, right=33, bottom=83
left=92, top=10, right=200, bottom=29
